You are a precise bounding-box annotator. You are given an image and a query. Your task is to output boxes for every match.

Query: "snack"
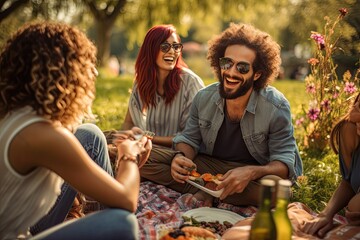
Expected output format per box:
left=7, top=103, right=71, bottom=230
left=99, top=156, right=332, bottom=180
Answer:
left=182, top=215, right=233, bottom=236
left=159, top=226, right=217, bottom=240
left=189, top=171, right=223, bottom=185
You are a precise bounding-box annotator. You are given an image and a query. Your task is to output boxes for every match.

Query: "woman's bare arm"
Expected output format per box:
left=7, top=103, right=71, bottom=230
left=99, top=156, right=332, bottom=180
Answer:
left=10, top=122, right=150, bottom=212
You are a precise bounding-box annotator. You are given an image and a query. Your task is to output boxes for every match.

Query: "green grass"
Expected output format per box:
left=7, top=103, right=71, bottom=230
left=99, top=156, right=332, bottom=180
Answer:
left=93, top=73, right=338, bottom=213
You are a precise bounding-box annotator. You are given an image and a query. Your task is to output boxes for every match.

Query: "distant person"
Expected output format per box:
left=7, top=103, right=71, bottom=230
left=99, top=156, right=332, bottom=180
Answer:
left=0, top=22, right=152, bottom=239
left=303, top=93, right=360, bottom=238
left=121, top=24, right=205, bottom=148
left=140, top=23, right=303, bottom=206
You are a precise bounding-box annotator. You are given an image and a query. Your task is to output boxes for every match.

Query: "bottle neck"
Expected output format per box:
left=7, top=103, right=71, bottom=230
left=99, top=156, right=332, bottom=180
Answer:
left=276, top=184, right=291, bottom=210
left=277, top=185, right=291, bottom=199
left=259, top=185, right=273, bottom=211
left=275, top=198, right=289, bottom=210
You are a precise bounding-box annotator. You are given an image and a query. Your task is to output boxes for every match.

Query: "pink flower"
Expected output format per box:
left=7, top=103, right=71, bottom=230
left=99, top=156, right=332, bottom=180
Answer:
left=310, top=32, right=325, bottom=50
left=296, top=117, right=304, bottom=126
left=306, top=83, right=316, bottom=94
left=308, top=108, right=320, bottom=121
left=321, top=99, right=331, bottom=112
left=339, top=8, right=348, bottom=18
left=344, top=82, right=357, bottom=94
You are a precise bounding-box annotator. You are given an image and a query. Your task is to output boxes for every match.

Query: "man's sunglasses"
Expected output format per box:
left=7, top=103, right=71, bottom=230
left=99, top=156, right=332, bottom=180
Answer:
left=160, top=42, right=183, bottom=53
left=219, top=57, right=251, bottom=74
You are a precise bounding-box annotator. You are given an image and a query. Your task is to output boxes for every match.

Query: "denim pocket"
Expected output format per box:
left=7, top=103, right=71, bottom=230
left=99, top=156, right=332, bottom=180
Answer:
left=251, top=133, right=267, bottom=144
left=199, top=119, right=212, bottom=128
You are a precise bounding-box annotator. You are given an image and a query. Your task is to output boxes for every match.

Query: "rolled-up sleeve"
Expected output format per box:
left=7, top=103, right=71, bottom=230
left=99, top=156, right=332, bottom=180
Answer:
left=268, top=101, right=298, bottom=180
left=173, top=93, right=203, bottom=152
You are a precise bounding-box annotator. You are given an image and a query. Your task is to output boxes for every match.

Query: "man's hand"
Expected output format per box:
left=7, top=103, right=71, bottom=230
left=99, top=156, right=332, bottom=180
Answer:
left=171, top=154, right=196, bottom=183
left=302, top=213, right=334, bottom=238
left=216, top=166, right=254, bottom=200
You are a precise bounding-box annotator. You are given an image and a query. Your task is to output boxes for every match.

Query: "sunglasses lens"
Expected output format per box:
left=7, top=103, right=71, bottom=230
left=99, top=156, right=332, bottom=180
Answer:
left=160, top=43, right=171, bottom=53
left=160, top=43, right=183, bottom=53
left=236, top=62, right=250, bottom=74
left=219, top=57, right=233, bottom=70
left=173, top=43, right=183, bottom=52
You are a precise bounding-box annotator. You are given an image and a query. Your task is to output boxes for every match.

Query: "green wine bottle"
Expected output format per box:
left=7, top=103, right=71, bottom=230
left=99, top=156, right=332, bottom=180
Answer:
left=273, top=179, right=293, bottom=240
left=249, top=179, right=277, bottom=240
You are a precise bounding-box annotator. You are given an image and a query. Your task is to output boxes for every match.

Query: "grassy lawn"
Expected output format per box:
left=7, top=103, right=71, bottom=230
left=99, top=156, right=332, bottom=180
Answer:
left=93, top=73, right=337, bottom=213
left=93, top=75, right=308, bottom=130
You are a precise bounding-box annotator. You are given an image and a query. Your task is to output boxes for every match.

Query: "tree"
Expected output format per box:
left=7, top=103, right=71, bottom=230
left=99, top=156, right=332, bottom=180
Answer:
left=85, top=0, right=126, bottom=66
left=0, top=0, right=28, bottom=23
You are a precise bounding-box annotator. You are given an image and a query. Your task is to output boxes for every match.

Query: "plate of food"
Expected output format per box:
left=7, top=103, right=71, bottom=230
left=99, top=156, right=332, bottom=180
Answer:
left=182, top=207, right=244, bottom=225
left=157, top=208, right=244, bottom=240
left=186, top=171, right=224, bottom=198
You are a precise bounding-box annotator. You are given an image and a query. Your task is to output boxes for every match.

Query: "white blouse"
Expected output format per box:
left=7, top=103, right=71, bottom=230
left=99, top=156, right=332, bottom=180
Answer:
left=0, top=107, right=63, bottom=239
left=128, top=68, right=204, bottom=136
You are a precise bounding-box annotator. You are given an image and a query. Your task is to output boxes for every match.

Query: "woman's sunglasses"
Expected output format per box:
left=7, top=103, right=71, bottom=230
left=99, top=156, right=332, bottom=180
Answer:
left=219, top=57, right=251, bottom=74
left=160, top=42, right=183, bottom=53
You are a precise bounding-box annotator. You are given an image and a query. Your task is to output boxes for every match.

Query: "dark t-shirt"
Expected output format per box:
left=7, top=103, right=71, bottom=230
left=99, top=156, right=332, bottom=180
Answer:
left=212, top=111, right=258, bottom=165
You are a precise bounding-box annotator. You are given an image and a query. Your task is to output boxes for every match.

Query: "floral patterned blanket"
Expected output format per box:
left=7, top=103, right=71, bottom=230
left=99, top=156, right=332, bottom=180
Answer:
left=135, top=181, right=358, bottom=240
left=135, top=181, right=257, bottom=240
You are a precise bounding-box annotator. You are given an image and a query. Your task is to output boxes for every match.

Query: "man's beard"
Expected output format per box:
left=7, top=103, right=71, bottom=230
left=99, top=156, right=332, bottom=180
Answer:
left=219, top=73, right=255, bottom=99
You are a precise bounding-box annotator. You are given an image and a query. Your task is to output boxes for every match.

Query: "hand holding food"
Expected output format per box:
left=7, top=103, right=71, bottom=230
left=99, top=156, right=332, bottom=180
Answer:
left=188, top=171, right=223, bottom=191
left=171, top=154, right=196, bottom=183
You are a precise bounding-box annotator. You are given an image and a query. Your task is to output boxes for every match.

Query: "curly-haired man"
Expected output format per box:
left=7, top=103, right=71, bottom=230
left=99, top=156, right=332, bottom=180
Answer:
left=140, top=23, right=303, bottom=206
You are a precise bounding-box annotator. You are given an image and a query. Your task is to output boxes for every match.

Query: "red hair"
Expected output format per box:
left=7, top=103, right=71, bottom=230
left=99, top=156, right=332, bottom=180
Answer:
left=135, top=24, right=188, bottom=109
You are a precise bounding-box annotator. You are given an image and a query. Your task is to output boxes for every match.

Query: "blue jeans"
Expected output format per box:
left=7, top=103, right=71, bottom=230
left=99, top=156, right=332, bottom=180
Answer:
left=30, top=209, right=138, bottom=240
left=30, top=124, right=137, bottom=239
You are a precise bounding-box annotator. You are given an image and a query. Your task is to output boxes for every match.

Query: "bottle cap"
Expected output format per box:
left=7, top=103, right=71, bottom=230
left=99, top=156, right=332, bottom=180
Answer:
left=278, top=179, right=292, bottom=187
left=260, top=179, right=276, bottom=187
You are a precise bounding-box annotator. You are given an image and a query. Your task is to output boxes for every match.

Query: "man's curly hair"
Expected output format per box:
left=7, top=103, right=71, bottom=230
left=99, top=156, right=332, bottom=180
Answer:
left=0, top=22, right=97, bottom=130
left=207, top=23, right=281, bottom=90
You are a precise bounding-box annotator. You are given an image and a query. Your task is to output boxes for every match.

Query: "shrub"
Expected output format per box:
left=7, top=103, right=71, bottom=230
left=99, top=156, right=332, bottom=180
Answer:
left=292, top=8, right=360, bottom=212
left=294, top=8, right=359, bottom=155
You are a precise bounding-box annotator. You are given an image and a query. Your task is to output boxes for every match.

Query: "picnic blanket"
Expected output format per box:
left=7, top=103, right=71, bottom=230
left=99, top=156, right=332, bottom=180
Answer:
left=136, top=181, right=257, bottom=240
left=135, top=181, right=360, bottom=240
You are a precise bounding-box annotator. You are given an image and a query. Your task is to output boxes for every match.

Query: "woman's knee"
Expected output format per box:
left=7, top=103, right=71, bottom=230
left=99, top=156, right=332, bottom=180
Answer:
left=74, top=123, right=112, bottom=174
left=348, top=193, right=360, bottom=212
left=75, top=123, right=107, bottom=145
left=104, top=209, right=138, bottom=238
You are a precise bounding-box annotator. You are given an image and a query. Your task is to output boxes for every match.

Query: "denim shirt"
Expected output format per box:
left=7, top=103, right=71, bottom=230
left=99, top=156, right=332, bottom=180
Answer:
left=173, top=82, right=303, bottom=181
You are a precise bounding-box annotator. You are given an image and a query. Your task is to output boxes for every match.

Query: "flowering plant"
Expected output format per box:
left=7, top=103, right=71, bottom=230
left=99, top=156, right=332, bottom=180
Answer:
left=295, top=8, right=360, bottom=152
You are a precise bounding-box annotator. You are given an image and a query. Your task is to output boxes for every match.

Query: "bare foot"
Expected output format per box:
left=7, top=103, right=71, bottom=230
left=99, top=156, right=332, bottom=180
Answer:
left=193, top=190, right=214, bottom=207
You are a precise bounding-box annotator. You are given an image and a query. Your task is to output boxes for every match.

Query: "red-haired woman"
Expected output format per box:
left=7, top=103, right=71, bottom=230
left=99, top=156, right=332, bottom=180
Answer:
left=304, top=93, right=360, bottom=237
left=122, top=24, right=204, bottom=147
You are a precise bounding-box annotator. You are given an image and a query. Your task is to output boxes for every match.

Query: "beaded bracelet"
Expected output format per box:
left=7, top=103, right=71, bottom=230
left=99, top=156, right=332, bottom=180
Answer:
left=120, top=154, right=139, bottom=165
left=114, top=154, right=139, bottom=175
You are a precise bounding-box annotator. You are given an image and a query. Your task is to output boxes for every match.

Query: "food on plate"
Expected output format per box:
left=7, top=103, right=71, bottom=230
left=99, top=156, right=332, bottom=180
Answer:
left=189, top=171, right=223, bottom=185
left=182, top=216, right=233, bottom=236
left=159, top=226, right=217, bottom=240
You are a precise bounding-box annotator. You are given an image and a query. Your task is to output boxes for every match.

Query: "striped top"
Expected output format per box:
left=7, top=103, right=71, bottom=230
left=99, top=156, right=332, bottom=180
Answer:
left=0, top=106, right=63, bottom=239
left=128, top=68, right=204, bottom=136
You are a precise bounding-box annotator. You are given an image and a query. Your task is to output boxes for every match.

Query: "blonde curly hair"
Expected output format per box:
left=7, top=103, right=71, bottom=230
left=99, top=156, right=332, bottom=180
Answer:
left=207, top=23, right=281, bottom=90
left=0, top=22, right=97, bottom=131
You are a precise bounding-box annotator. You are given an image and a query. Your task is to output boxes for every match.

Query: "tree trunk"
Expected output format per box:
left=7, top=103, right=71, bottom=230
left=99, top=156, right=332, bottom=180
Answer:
left=96, top=19, right=113, bottom=66
left=86, top=0, right=126, bottom=67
